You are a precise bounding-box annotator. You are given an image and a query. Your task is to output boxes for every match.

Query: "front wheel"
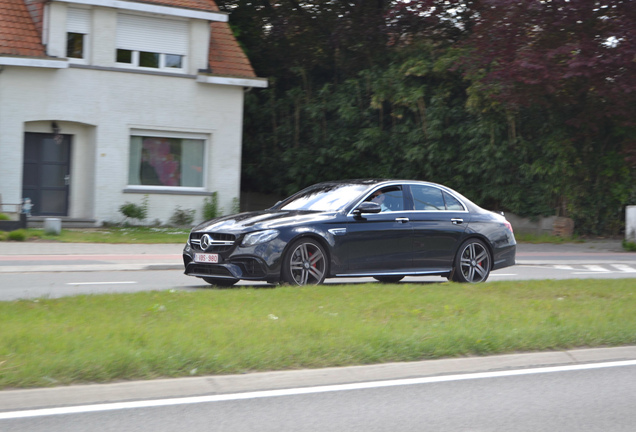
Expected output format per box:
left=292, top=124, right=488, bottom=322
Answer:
left=451, top=239, right=492, bottom=283
left=281, top=238, right=328, bottom=285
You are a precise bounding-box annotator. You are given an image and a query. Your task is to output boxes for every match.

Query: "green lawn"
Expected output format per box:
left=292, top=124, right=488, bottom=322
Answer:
left=1, top=279, right=635, bottom=390
left=0, top=227, right=190, bottom=244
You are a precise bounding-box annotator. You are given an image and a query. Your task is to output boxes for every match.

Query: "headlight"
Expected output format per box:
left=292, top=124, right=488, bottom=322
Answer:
left=241, top=229, right=279, bottom=247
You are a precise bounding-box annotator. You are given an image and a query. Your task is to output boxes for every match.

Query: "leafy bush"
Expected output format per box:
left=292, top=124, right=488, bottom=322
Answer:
left=119, top=196, right=148, bottom=222
left=169, top=206, right=195, bottom=227
left=231, top=197, right=241, bottom=215
left=8, top=229, right=27, bottom=241
left=0, top=231, right=7, bottom=241
left=0, top=213, right=10, bottom=221
left=203, top=192, right=219, bottom=220
left=623, top=240, right=636, bottom=252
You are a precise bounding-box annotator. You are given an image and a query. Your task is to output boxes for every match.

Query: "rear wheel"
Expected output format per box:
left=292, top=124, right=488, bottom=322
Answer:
left=281, top=238, right=328, bottom=285
left=451, top=239, right=491, bottom=283
left=373, top=276, right=404, bottom=283
left=202, top=277, right=239, bottom=287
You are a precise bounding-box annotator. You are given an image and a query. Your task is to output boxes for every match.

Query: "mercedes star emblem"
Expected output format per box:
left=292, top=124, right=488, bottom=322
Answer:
left=200, top=234, right=212, bottom=251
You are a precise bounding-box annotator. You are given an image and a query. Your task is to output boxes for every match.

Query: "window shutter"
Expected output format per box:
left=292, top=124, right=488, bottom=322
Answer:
left=116, top=14, right=188, bottom=55
left=67, top=7, right=91, bottom=33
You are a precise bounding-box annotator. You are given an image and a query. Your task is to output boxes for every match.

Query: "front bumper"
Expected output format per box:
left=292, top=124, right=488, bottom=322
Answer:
left=182, top=243, right=277, bottom=281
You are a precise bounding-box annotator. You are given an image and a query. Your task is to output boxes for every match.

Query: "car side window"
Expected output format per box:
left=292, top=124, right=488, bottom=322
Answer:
left=443, top=192, right=465, bottom=211
left=365, top=186, right=404, bottom=212
left=411, top=185, right=445, bottom=211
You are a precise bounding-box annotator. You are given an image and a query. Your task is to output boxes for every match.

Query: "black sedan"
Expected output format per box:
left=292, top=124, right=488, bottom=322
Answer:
left=183, top=180, right=516, bottom=286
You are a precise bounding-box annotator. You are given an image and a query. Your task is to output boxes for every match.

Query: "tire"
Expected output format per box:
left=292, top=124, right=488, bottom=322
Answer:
left=202, top=277, right=239, bottom=287
left=373, top=276, right=404, bottom=283
left=281, top=238, right=328, bottom=285
left=451, top=239, right=492, bottom=283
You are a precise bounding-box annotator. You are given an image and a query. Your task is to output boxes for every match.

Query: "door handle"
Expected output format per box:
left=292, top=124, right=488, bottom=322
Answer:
left=64, top=175, right=71, bottom=186
left=395, top=217, right=410, bottom=224
left=451, top=218, right=464, bottom=225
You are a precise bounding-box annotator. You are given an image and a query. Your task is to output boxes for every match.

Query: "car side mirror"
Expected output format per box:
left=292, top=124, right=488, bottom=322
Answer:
left=353, top=201, right=381, bottom=217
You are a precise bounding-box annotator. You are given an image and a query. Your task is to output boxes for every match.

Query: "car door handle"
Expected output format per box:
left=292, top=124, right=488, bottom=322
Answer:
left=451, top=218, right=464, bottom=225
left=395, top=217, right=410, bottom=224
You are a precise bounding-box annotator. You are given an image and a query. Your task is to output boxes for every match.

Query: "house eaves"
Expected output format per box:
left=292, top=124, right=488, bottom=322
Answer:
left=60, top=0, right=228, bottom=22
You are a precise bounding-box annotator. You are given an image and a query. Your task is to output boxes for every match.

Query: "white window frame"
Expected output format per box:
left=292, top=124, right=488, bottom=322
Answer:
left=115, top=13, right=188, bottom=73
left=116, top=50, right=186, bottom=72
left=66, top=6, right=91, bottom=64
left=127, top=130, right=209, bottom=193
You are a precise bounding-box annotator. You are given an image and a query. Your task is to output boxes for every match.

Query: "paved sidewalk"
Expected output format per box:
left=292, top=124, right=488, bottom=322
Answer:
left=516, top=239, right=636, bottom=265
left=0, top=239, right=634, bottom=273
left=0, top=242, right=183, bottom=273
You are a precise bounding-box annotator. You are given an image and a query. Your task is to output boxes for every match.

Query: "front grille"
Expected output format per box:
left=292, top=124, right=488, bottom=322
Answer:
left=187, top=264, right=234, bottom=277
left=190, top=232, right=237, bottom=252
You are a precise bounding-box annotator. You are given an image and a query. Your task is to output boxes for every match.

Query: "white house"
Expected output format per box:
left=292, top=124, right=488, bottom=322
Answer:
left=0, top=0, right=267, bottom=226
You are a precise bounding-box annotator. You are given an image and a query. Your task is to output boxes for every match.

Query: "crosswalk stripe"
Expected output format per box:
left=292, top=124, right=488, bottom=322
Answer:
left=583, top=265, right=611, bottom=272
left=611, top=264, right=636, bottom=273
left=554, top=265, right=574, bottom=270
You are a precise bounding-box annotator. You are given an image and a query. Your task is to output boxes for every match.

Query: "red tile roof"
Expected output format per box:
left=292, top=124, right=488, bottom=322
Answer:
left=0, top=0, right=46, bottom=57
left=208, top=21, right=256, bottom=78
left=0, top=0, right=259, bottom=80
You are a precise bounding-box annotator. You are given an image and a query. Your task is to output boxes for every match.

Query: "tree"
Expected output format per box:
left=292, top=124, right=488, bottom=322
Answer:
left=457, top=0, right=636, bottom=233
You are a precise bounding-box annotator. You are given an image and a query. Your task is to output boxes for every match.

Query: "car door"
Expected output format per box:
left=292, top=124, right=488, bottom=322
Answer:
left=343, top=186, right=414, bottom=274
left=407, top=184, right=470, bottom=271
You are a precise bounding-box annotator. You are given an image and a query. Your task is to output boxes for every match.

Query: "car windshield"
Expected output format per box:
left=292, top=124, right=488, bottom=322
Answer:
left=279, top=184, right=370, bottom=212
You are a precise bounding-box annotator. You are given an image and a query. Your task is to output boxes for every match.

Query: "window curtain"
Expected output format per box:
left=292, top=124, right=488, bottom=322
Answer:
left=181, top=139, right=204, bottom=187
left=128, top=136, right=142, bottom=185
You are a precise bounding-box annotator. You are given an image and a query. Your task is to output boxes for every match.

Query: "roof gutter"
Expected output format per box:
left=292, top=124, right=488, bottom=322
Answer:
left=0, top=57, right=69, bottom=68
left=196, top=75, right=268, bottom=88
left=56, top=0, right=228, bottom=22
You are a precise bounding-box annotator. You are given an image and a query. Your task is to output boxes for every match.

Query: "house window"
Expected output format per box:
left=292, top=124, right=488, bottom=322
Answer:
left=116, top=13, right=187, bottom=72
left=128, top=136, right=205, bottom=188
left=139, top=51, right=160, bottom=68
left=66, top=32, right=84, bottom=58
left=116, top=49, right=133, bottom=64
left=66, top=7, right=90, bottom=62
left=116, top=49, right=184, bottom=70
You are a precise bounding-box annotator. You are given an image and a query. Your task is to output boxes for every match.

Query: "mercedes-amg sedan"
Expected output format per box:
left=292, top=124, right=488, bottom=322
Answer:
left=183, top=180, right=516, bottom=286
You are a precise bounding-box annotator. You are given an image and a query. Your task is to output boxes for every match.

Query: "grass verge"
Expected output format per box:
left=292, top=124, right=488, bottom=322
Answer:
left=1, top=279, right=635, bottom=390
left=6, top=227, right=189, bottom=244
left=513, top=233, right=583, bottom=244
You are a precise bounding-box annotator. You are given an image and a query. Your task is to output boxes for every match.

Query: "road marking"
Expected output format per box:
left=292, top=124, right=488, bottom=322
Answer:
left=554, top=265, right=574, bottom=270
left=66, top=281, right=137, bottom=286
left=2, top=360, right=636, bottom=420
left=583, top=265, right=611, bottom=272
left=490, top=274, right=516, bottom=277
left=611, top=264, right=636, bottom=273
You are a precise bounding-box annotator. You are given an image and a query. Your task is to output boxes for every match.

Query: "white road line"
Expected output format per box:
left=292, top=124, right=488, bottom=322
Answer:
left=66, top=281, right=138, bottom=286
left=2, top=360, right=636, bottom=420
left=583, top=265, right=611, bottom=272
left=611, top=264, right=636, bottom=273
left=554, top=265, right=574, bottom=270
left=572, top=272, right=615, bottom=275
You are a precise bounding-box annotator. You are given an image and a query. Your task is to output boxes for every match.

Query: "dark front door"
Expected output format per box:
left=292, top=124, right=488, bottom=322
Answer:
left=22, top=132, right=71, bottom=216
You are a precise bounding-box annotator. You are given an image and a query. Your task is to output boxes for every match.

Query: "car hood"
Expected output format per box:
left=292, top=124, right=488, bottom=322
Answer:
left=192, top=210, right=338, bottom=234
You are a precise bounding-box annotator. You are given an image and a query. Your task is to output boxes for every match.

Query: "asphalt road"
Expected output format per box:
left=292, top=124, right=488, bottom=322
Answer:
left=0, top=261, right=634, bottom=300
left=2, top=350, right=636, bottom=432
